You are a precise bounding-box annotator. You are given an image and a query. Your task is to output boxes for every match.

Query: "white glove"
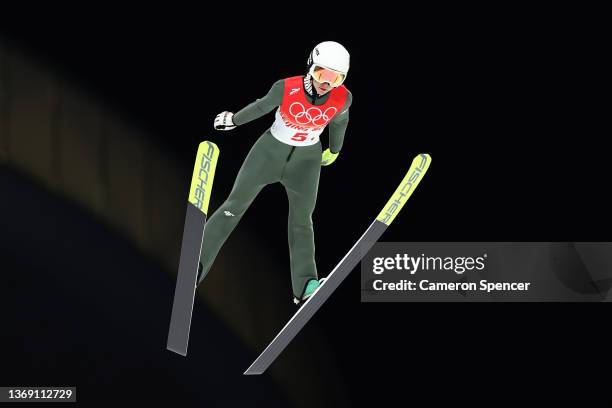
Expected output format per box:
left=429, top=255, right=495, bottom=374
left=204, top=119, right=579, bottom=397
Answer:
left=214, top=111, right=236, bottom=131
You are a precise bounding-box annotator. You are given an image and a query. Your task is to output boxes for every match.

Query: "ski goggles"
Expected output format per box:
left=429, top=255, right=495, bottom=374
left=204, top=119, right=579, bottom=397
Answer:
left=309, top=65, right=346, bottom=87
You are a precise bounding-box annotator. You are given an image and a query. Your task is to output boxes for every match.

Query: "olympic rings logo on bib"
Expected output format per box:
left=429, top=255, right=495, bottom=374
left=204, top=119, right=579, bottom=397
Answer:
left=289, top=102, right=337, bottom=127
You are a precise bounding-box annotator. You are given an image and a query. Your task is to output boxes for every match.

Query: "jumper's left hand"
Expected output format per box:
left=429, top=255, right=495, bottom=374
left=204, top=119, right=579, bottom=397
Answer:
left=321, top=148, right=339, bottom=166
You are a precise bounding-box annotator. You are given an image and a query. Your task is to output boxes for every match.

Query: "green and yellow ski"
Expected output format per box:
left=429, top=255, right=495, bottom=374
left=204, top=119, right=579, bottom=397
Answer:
left=245, top=153, right=431, bottom=374
left=167, top=141, right=220, bottom=356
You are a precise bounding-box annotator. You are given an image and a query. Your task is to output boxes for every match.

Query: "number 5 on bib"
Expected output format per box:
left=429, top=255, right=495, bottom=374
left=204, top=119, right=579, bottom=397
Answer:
left=291, top=132, right=309, bottom=142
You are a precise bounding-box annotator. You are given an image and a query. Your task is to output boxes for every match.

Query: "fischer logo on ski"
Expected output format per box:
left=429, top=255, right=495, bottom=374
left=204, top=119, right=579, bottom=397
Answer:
left=377, top=154, right=429, bottom=225
left=190, top=141, right=219, bottom=212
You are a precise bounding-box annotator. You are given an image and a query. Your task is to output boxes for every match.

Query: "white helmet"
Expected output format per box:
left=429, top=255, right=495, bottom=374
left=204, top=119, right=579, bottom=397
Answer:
left=307, top=41, right=350, bottom=87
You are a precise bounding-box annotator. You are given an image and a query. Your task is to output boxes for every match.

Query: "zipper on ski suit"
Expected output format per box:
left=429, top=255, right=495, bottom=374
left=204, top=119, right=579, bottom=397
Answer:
left=286, top=146, right=296, bottom=162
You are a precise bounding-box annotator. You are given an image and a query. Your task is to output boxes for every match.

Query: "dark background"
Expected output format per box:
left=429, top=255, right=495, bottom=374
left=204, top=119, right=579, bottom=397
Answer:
left=1, top=6, right=609, bottom=406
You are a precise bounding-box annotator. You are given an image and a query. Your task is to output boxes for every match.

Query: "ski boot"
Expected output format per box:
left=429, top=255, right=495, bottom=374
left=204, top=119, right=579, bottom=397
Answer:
left=294, top=278, right=327, bottom=307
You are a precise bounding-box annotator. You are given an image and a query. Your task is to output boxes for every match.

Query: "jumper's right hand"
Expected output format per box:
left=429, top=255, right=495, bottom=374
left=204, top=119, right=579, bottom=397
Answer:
left=214, top=111, right=236, bottom=131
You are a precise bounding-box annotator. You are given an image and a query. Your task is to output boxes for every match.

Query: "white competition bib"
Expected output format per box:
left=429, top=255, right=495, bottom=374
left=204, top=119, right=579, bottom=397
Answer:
left=270, top=107, right=327, bottom=146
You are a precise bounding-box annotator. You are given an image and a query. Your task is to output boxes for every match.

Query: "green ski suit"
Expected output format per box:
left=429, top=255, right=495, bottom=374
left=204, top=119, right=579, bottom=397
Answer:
left=198, top=77, right=352, bottom=299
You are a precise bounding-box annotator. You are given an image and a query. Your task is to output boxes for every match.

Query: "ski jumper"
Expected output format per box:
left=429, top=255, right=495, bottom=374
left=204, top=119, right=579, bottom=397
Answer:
left=199, top=76, right=352, bottom=299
